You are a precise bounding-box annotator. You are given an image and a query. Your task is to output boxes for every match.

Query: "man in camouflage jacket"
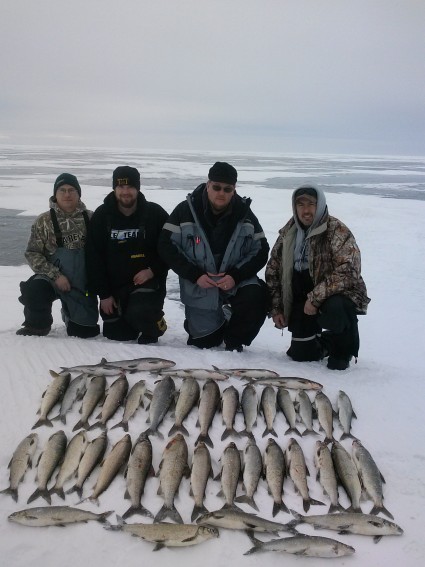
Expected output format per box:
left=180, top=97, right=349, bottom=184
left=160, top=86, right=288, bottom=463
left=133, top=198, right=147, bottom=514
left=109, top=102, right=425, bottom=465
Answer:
left=265, top=185, right=370, bottom=370
left=16, top=173, right=99, bottom=338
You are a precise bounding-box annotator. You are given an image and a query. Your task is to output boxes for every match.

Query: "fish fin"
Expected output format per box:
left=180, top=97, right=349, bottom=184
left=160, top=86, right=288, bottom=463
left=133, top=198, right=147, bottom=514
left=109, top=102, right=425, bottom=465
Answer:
left=31, top=418, right=54, bottom=430
left=122, top=504, right=153, bottom=520
left=196, top=433, right=214, bottom=448
left=65, top=485, right=83, bottom=498
left=273, top=500, right=289, bottom=516
left=328, top=502, right=346, bottom=513
left=49, top=487, right=65, bottom=500
left=27, top=488, right=51, bottom=505
left=221, top=428, right=231, bottom=441
left=191, top=503, right=209, bottom=523
left=234, top=494, right=259, bottom=512
left=284, top=426, right=301, bottom=436
left=88, top=422, right=102, bottom=431
left=370, top=504, right=394, bottom=520
left=216, top=488, right=224, bottom=497
left=0, top=487, right=18, bottom=502
left=302, top=429, right=319, bottom=437
left=154, top=504, right=183, bottom=524
left=303, top=499, right=310, bottom=513
left=373, top=535, right=383, bottom=544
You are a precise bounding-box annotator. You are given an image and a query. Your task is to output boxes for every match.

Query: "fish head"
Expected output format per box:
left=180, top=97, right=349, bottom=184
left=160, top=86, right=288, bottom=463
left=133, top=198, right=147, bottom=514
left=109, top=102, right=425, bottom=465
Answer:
left=199, top=526, right=220, bottom=538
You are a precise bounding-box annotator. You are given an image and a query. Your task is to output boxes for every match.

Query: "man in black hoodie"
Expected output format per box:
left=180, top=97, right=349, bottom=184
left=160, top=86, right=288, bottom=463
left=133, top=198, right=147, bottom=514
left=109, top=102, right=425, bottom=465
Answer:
left=86, top=166, right=168, bottom=344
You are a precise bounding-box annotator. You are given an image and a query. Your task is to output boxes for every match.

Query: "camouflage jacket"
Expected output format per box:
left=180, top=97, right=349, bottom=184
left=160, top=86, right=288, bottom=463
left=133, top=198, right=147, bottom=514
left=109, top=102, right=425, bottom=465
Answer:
left=265, top=214, right=370, bottom=319
left=24, top=198, right=92, bottom=281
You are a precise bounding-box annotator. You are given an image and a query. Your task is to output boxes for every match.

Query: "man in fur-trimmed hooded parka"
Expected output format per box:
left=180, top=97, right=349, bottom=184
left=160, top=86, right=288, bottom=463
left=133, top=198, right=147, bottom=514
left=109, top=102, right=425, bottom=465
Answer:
left=265, top=184, right=370, bottom=370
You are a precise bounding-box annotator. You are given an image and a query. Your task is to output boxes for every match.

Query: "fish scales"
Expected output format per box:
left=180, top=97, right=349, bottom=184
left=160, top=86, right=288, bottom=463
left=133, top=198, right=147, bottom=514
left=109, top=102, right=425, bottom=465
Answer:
left=32, top=371, right=71, bottom=429
left=190, top=442, right=213, bottom=521
left=286, top=438, right=324, bottom=512
left=195, top=379, right=220, bottom=448
left=111, top=379, right=146, bottom=432
left=169, top=377, right=200, bottom=437
left=234, top=439, right=262, bottom=511
left=49, top=431, right=88, bottom=499
left=331, top=441, right=362, bottom=512
left=73, top=375, right=106, bottom=431
left=66, top=431, right=107, bottom=498
left=263, top=438, right=289, bottom=516
left=8, top=505, right=113, bottom=527
left=123, top=435, right=154, bottom=519
left=0, top=433, right=38, bottom=502
left=221, top=385, right=240, bottom=441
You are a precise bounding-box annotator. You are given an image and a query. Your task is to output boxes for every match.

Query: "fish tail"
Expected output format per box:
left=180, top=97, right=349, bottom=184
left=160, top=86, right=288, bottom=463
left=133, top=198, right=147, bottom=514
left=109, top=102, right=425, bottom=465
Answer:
left=27, top=488, right=51, bottom=505
left=195, top=433, right=214, bottom=448
left=88, top=421, right=104, bottom=431
left=234, top=494, right=259, bottom=512
left=370, top=504, right=394, bottom=520
left=97, top=511, right=114, bottom=524
left=328, top=502, right=346, bottom=514
left=191, top=503, right=209, bottom=523
left=65, top=484, right=83, bottom=498
left=284, top=426, right=302, bottom=437
left=324, top=436, right=335, bottom=445
left=122, top=504, right=154, bottom=520
left=168, top=423, right=189, bottom=437
left=302, top=428, right=319, bottom=437
left=346, top=505, right=362, bottom=513
left=154, top=504, right=183, bottom=524
left=221, top=428, right=231, bottom=441
left=0, top=486, right=18, bottom=502
left=72, top=420, right=88, bottom=432
left=273, top=499, right=289, bottom=517
left=49, top=486, right=65, bottom=500
left=339, top=432, right=356, bottom=441
left=309, top=497, right=325, bottom=508
left=31, top=418, right=54, bottom=430
left=243, top=533, right=263, bottom=556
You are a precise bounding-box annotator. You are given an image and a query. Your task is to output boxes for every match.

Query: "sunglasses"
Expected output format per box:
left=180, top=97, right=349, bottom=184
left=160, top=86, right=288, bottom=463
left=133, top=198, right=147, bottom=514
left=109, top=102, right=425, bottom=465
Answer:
left=209, top=183, right=234, bottom=194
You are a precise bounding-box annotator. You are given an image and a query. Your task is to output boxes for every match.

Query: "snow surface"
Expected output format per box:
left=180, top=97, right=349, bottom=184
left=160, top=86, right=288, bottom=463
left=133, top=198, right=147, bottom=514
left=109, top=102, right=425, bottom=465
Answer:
left=1, top=171, right=424, bottom=567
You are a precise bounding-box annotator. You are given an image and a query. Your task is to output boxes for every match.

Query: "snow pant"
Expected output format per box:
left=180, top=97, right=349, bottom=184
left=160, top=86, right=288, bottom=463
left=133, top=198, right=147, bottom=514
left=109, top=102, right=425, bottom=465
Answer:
left=185, top=283, right=269, bottom=349
left=18, top=276, right=100, bottom=338
left=287, top=294, right=359, bottom=362
left=101, top=286, right=167, bottom=342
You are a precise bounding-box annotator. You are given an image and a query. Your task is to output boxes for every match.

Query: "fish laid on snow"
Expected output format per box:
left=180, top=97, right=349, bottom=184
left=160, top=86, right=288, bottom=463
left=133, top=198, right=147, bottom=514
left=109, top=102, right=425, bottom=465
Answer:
left=244, top=533, right=355, bottom=558
left=8, top=505, right=112, bottom=527
left=168, top=376, right=200, bottom=437
left=314, top=391, right=335, bottom=444
left=287, top=510, right=403, bottom=542
left=296, top=390, right=318, bottom=436
left=27, top=430, right=67, bottom=505
left=263, top=438, right=289, bottom=516
left=111, top=379, right=146, bottom=432
left=195, top=379, right=220, bottom=448
left=155, top=434, right=190, bottom=523
left=216, top=368, right=279, bottom=379
left=0, top=433, right=38, bottom=502
left=104, top=357, right=176, bottom=372
left=337, top=390, right=357, bottom=440
left=53, top=373, right=88, bottom=425
left=66, top=431, right=107, bottom=499
left=32, top=371, right=71, bottom=429
left=314, top=441, right=345, bottom=513
left=216, top=442, right=242, bottom=509
left=123, top=434, right=154, bottom=520
left=277, top=388, right=301, bottom=436
left=49, top=431, right=88, bottom=499
left=260, top=385, right=278, bottom=438
left=331, top=441, right=362, bottom=513
left=89, top=374, right=129, bottom=430
left=234, top=439, right=262, bottom=512
left=240, top=384, right=258, bottom=439
left=73, top=375, right=106, bottom=431
left=286, top=438, right=324, bottom=513
left=244, top=376, right=323, bottom=389
left=61, top=358, right=121, bottom=376
left=143, top=376, right=175, bottom=439
left=159, top=368, right=229, bottom=381
left=352, top=439, right=393, bottom=519
left=106, top=517, right=219, bottom=550
left=221, top=385, right=240, bottom=441
left=197, top=508, right=294, bottom=534
left=190, top=441, right=213, bottom=522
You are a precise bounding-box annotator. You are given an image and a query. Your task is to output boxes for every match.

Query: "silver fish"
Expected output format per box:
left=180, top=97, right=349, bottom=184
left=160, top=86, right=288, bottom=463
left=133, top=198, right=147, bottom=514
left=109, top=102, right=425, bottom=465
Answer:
left=221, top=385, right=240, bottom=441
left=245, top=376, right=323, bottom=389
left=0, top=433, right=38, bottom=502
left=61, top=358, right=121, bottom=376
left=314, top=441, right=345, bottom=513
left=217, top=368, right=279, bottom=379
left=216, top=442, right=241, bottom=509
left=104, top=357, right=176, bottom=372
left=168, top=376, right=200, bottom=437
left=159, top=368, right=229, bottom=381
left=234, top=439, right=262, bottom=512
left=263, top=438, right=289, bottom=516
left=90, top=374, right=129, bottom=430
left=73, top=375, right=106, bottom=431
left=53, top=373, right=88, bottom=424
left=107, top=518, right=219, bottom=550
left=260, top=385, right=278, bottom=438
left=111, top=379, right=146, bottom=432
left=197, top=508, right=294, bottom=534
left=338, top=390, right=357, bottom=440
left=143, top=376, right=175, bottom=439
left=66, top=431, right=107, bottom=499
left=288, top=510, right=403, bottom=542
left=27, top=430, right=67, bottom=505
left=87, top=434, right=132, bottom=503
left=8, top=505, right=113, bottom=527
left=123, top=434, right=154, bottom=520
left=314, top=391, right=335, bottom=444
left=240, top=384, right=258, bottom=439
left=155, top=433, right=190, bottom=523
left=195, top=379, right=220, bottom=448
left=244, top=533, right=355, bottom=558
left=49, top=431, right=88, bottom=499
left=190, top=441, right=213, bottom=522
left=296, top=390, right=318, bottom=436
left=331, top=440, right=362, bottom=512
left=352, top=439, right=393, bottom=519
left=277, top=388, right=301, bottom=436
left=32, top=371, right=71, bottom=429
left=286, top=438, right=324, bottom=512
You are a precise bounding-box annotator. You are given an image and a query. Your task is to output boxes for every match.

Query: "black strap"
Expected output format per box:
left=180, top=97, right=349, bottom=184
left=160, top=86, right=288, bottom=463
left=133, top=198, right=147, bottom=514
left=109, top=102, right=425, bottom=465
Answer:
left=50, top=209, right=90, bottom=248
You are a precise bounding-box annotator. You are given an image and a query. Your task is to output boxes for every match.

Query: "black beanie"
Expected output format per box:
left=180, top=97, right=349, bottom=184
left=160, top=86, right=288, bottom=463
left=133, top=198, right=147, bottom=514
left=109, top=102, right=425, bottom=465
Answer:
left=293, top=186, right=318, bottom=201
left=208, top=162, right=237, bottom=185
left=113, top=166, right=140, bottom=191
left=53, top=173, right=81, bottom=197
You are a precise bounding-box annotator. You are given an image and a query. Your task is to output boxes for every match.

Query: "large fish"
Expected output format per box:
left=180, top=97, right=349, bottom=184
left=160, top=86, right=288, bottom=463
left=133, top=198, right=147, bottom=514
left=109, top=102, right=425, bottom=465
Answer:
left=352, top=439, right=393, bottom=519
left=32, top=371, right=71, bottom=429
left=263, top=438, right=289, bottom=516
left=0, top=433, right=38, bottom=502
left=111, top=379, right=146, bottom=432
left=277, top=388, right=301, bottom=436
left=216, top=368, right=279, bottom=379
left=122, top=434, right=154, bottom=520
left=66, top=431, right=107, bottom=499
left=244, top=533, right=355, bottom=558
left=190, top=441, right=213, bottom=522
left=53, top=373, right=88, bottom=425
left=159, top=368, right=229, bottom=381
left=197, top=508, right=294, bottom=534
left=104, top=357, right=176, bottom=372
left=296, top=390, right=318, bottom=436
left=106, top=518, right=219, bottom=550
left=155, top=434, right=190, bottom=523
left=195, top=379, right=220, bottom=448
left=143, top=376, right=175, bottom=439
left=61, top=358, right=121, bottom=376
left=244, top=376, right=323, bottom=389
left=216, top=442, right=242, bottom=509
left=168, top=376, right=200, bottom=437
left=8, top=505, right=113, bottom=527
left=27, top=430, right=67, bottom=505
left=286, top=438, right=324, bottom=512
left=331, top=441, right=362, bottom=512
left=49, top=431, right=88, bottom=499
left=260, top=385, right=278, bottom=438
left=90, top=374, right=129, bottom=430
left=234, top=439, right=262, bottom=512
left=86, top=434, right=132, bottom=504
left=314, top=441, right=345, bottom=513
left=73, top=375, right=106, bottom=431
left=221, top=385, right=240, bottom=441
left=338, top=390, right=357, bottom=440
left=314, top=391, right=335, bottom=444
left=240, top=384, right=258, bottom=439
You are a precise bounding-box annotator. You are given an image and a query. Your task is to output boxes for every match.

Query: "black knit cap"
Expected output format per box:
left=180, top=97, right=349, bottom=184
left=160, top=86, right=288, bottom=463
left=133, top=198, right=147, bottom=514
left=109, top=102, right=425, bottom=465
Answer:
left=53, top=173, right=81, bottom=197
left=113, top=166, right=140, bottom=191
left=208, top=162, right=237, bottom=185
left=294, top=186, right=317, bottom=201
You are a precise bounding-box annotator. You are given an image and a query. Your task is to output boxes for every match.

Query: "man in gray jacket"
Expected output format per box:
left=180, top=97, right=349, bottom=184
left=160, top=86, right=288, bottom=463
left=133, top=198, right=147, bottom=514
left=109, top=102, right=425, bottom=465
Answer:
left=158, top=162, right=269, bottom=351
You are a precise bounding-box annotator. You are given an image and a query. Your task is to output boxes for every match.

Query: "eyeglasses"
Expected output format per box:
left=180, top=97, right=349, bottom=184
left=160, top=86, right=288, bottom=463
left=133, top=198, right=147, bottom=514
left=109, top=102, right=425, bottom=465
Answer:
left=209, top=183, right=234, bottom=194
left=57, top=187, right=78, bottom=195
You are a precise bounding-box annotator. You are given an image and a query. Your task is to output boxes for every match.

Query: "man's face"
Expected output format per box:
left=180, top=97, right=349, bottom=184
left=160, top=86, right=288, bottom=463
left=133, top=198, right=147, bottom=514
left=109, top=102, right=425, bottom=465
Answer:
left=295, top=196, right=317, bottom=227
left=114, top=184, right=138, bottom=210
left=55, top=184, right=80, bottom=213
left=206, top=180, right=235, bottom=213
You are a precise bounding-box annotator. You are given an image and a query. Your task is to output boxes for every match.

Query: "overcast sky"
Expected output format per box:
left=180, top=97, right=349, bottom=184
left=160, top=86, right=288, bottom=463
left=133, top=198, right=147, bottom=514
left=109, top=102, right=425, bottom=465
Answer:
left=1, top=0, right=424, bottom=155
